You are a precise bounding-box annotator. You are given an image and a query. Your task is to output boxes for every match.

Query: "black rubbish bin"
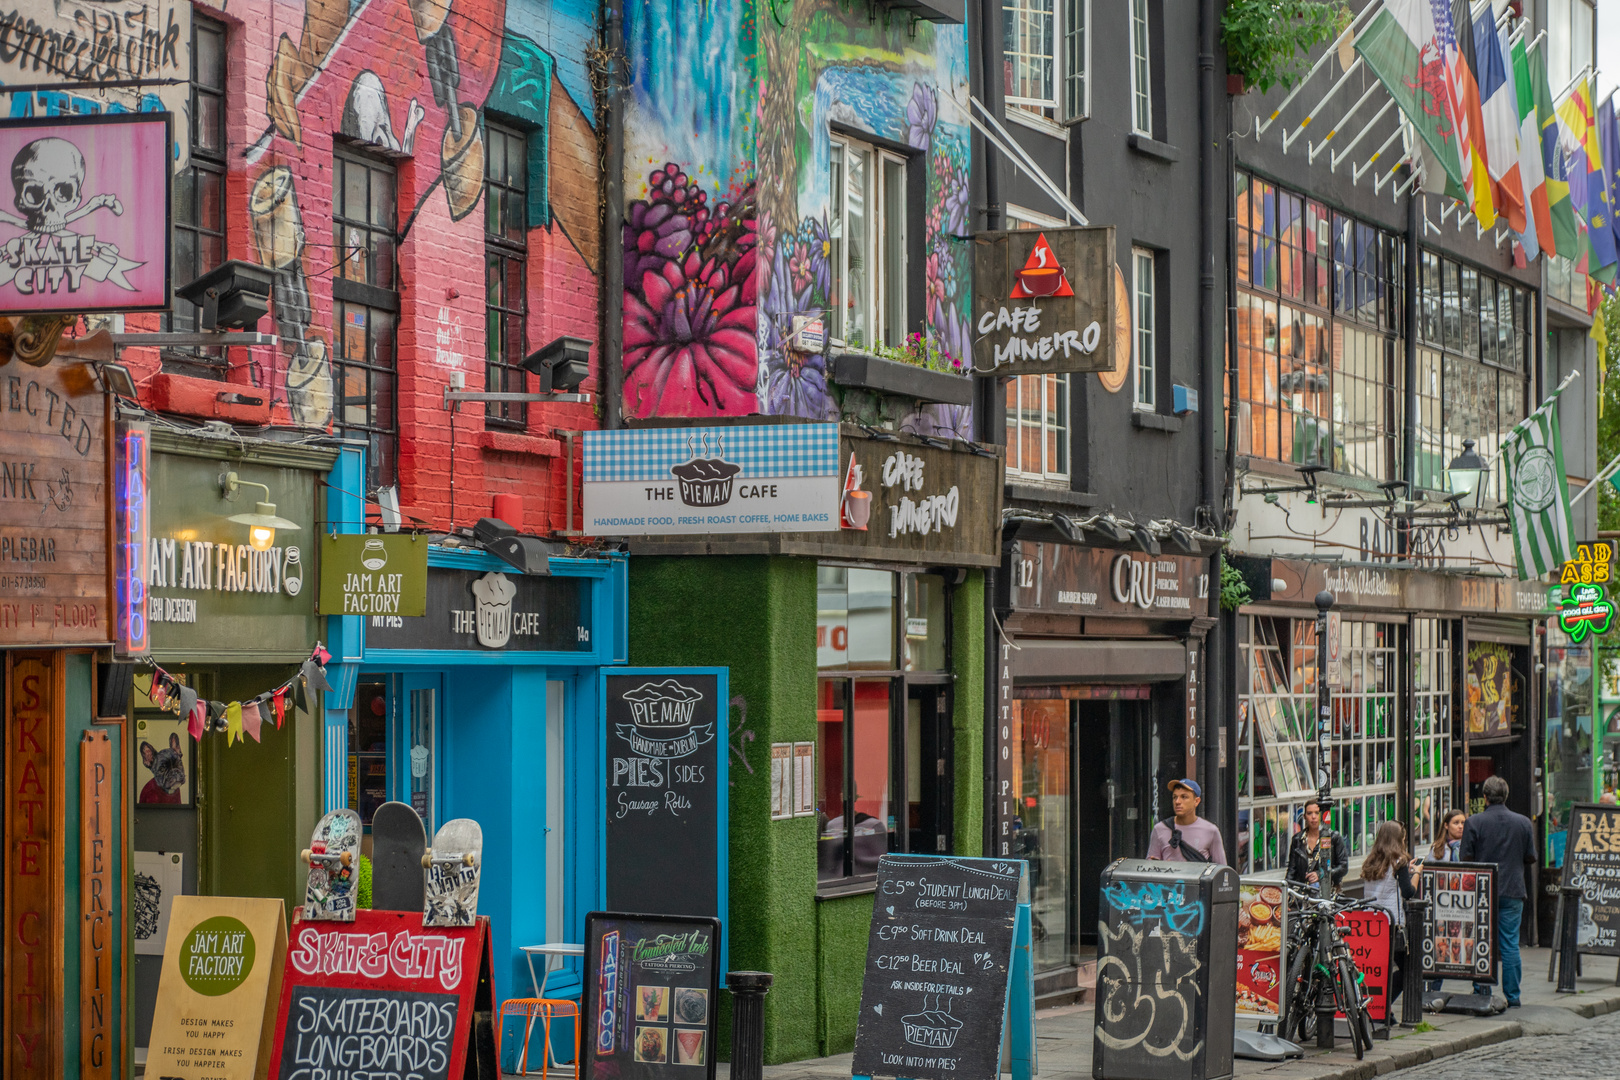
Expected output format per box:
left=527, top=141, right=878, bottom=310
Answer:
left=1092, top=858, right=1239, bottom=1080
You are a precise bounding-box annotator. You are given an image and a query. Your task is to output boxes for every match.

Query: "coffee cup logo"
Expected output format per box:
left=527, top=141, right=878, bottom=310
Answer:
left=470, top=571, right=516, bottom=648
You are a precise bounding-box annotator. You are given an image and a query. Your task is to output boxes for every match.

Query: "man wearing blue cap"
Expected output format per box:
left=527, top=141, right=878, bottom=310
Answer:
left=1146, top=778, right=1227, bottom=865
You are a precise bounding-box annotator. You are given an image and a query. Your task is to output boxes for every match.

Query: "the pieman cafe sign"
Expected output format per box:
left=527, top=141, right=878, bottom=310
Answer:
left=972, top=227, right=1117, bottom=375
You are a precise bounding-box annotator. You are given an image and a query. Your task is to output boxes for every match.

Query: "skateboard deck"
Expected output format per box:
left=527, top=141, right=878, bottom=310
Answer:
left=370, top=801, right=427, bottom=912
left=422, top=817, right=482, bottom=927
left=301, top=808, right=361, bottom=921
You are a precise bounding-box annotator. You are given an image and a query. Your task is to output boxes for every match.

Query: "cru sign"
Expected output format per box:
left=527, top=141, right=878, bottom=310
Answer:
left=1008, top=541, right=1208, bottom=618
left=972, top=227, right=1115, bottom=375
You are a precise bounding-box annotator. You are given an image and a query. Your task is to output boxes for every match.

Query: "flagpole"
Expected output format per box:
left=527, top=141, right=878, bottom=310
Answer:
left=1256, top=1, right=1383, bottom=136
left=1570, top=450, right=1620, bottom=506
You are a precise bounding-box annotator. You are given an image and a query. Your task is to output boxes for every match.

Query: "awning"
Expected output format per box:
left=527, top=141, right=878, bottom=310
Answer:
left=1007, top=639, right=1187, bottom=684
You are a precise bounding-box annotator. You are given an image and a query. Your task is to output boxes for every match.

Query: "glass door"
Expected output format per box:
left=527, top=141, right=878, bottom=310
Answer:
left=1014, top=698, right=1075, bottom=972
left=399, top=672, right=442, bottom=834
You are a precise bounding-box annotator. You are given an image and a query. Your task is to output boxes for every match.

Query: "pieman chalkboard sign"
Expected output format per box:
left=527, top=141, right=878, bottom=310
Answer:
left=1562, top=803, right=1620, bottom=956
left=581, top=912, right=722, bottom=1080
left=603, top=669, right=729, bottom=960
left=1417, top=862, right=1497, bottom=982
left=852, top=855, right=1024, bottom=1080
left=263, top=908, right=498, bottom=1080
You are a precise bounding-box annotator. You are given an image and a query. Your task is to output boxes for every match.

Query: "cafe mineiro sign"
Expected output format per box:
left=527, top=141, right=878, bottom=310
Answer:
left=972, top=227, right=1116, bottom=376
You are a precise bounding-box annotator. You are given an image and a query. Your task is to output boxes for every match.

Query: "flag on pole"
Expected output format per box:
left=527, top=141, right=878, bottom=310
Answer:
left=1532, top=45, right=1579, bottom=256
left=1575, top=79, right=1618, bottom=274
left=1449, top=0, right=1495, bottom=225
left=1472, top=5, right=1526, bottom=233
left=1600, top=93, right=1620, bottom=253
left=1355, top=0, right=1465, bottom=192
left=1503, top=387, right=1578, bottom=580
left=1510, top=37, right=1543, bottom=258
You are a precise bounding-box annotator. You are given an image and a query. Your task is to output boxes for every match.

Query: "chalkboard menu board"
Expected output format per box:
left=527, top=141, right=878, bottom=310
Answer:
left=1417, top=862, right=1497, bottom=982
left=604, top=670, right=729, bottom=934
left=265, top=909, right=497, bottom=1080
left=851, top=855, right=1023, bottom=1080
left=1562, top=803, right=1620, bottom=956
left=582, top=912, right=722, bottom=1080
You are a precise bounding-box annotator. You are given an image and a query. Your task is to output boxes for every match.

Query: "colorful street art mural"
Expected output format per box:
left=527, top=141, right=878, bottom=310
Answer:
left=623, top=0, right=972, bottom=434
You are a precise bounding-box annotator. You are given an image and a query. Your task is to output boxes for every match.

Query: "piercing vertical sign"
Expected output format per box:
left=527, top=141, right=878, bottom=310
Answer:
left=0, top=114, right=172, bottom=314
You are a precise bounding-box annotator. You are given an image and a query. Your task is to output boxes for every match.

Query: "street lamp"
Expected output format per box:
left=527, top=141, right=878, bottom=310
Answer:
left=1446, top=439, right=1489, bottom=510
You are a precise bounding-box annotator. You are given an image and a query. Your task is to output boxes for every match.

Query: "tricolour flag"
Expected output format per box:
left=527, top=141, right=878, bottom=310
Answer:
left=1509, top=37, right=1542, bottom=257
left=1355, top=0, right=1464, bottom=192
left=1449, top=0, right=1494, bottom=224
left=1533, top=46, right=1579, bottom=257
left=1503, top=391, right=1577, bottom=580
left=1472, top=5, right=1525, bottom=233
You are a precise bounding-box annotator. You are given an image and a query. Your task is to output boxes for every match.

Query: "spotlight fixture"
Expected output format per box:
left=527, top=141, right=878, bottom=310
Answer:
left=522, top=335, right=592, bottom=393
left=473, top=517, right=554, bottom=575
left=1087, top=517, right=1130, bottom=545
left=176, top=260, right=275, bottom=331
left=1167, top=526, right=1199, bottom=555
left=1130, top=523, right=1161, bottom=556
left=1051, top=513, right=1081, bottom=543
left=220, top=471, right=300, bottom=551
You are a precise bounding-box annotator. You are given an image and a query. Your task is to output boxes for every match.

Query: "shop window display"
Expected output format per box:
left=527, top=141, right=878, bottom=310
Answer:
left=1545, top=626, right=1594, bottom=867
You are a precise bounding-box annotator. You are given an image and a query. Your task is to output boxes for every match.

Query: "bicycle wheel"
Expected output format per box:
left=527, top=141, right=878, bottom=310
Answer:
left=1335, top=957, right=1373, bottom=1059
left=1281, top=949, right=1316, bottom=1043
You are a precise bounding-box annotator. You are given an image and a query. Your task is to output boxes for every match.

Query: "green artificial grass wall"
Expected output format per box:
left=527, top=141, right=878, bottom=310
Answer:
left=629, top=555, right=986, bottom=1064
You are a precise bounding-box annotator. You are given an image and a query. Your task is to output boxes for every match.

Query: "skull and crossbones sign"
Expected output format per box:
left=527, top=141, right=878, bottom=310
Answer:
left=0, top=138, right=122, bottom=235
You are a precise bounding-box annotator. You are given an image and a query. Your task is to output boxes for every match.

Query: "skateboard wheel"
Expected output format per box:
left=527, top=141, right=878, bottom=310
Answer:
left=421, top=850, right=433, bottom=868
left=462, top=853, right=474, bottom=867
left=300, top=849, right=312, bottom=862
left=341, top=851, right=353, bottom=867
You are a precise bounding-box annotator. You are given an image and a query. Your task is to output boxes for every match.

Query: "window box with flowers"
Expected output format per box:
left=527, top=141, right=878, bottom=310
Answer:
left=831, top=334, right=975, bottom=407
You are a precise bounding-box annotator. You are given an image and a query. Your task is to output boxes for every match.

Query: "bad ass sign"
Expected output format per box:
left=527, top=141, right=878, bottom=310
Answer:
left=0, top=115, right=170, bottom=315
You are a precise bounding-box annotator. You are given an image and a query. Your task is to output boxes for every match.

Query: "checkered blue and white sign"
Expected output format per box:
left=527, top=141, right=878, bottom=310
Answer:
left=583, top=425, right=842, bottom=535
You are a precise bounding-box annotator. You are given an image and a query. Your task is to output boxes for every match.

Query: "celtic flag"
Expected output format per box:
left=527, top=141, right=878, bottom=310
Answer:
left=1502, top=396, right=1576, bottom=580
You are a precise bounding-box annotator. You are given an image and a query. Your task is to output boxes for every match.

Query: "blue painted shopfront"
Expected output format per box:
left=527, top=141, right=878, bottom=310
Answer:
left=323, top=447, right=628, bottom=1012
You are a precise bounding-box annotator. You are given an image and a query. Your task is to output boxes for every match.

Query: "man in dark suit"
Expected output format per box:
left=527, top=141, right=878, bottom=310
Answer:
left=1460, top=776, right=1537, bottom=1006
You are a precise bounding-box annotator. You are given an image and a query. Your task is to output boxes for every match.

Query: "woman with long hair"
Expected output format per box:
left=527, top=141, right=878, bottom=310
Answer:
left=1429, top=809, right=1465, bottom=862
left=1361, top=821, right=1421, bottom=1009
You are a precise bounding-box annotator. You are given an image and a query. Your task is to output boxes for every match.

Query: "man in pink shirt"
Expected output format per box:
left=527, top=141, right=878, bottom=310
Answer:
left=1146, top=779, right=1227, bottom=865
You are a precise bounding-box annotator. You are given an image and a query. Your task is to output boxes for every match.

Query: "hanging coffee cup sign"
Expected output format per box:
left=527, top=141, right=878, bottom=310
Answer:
left=971, top=226, right=1116, bottom=375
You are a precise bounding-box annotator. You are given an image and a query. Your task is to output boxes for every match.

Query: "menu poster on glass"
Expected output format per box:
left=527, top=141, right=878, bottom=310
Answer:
left=1235, top=880, right=1286, bottom=1018
left=1417, top=862, right=1497, bottom=982
left=583, top=913, right=722, bottom=1080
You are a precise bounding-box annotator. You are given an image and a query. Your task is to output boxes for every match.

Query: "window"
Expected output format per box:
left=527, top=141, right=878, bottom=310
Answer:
left=1130, top=0, right=1152, bottom=135
left=167, top=15, right=227, bottom=365
left=1547, top=0, right=1595, bottom=92
left=816, top=567, right=952, bottom=886
left=1005, top=374, right=1070, bottom=479
left=1132, top=247, right=1155, bottom=409
left=1004, top=0, right=1057, bottom=109
left=829, top=137, right=908, bottom=352
left=332, top=151, right=399, bottom=488
left=1411, top=619, right=1453, bottom=852
left=1063, top=0, right=1088, bottom=119
left=485, top=123, right=529, bottom=429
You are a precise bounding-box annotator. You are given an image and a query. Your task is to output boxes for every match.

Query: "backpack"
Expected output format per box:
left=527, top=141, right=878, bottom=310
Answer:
left=1163, top=820, right=1210, bottom=863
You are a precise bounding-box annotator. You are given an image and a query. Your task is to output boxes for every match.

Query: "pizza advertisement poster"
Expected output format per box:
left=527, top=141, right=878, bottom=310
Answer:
left=143, top=896, right=288, bottom=1080
left=1235, top=880, right=1286, bottom=1018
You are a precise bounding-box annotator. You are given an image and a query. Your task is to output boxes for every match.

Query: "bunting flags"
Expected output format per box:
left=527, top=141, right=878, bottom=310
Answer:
left=137, top=644, right=332, bottom=744
left=1472, top=4, right=1525, bottom=233
left=1503, top=383, right=1578, bottom=580
left=1509, top=38, right=1543, bottom=258
left=1533, top=46, right=1580, bottom=257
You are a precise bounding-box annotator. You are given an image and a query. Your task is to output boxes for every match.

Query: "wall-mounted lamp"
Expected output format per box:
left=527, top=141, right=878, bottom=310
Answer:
left=220, top=471, right=300, bottom=551
left=1446, top=439, right=1489, bottom=511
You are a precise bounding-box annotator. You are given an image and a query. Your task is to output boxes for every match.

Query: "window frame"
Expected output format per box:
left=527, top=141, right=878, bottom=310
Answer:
left=815, top=566, right=953, bottom=893
left=165, top=13, right=229, bottom=367
left=331, top=148, right=400, bottom=489
left=1004, top=0, right=1060, bottom=111
left=484, top=120, right=530, bottom=430
left=1005, top=372, right=1071, bottom=481
left=1132, top=246, right=1156, bottom=410
left=1062, top=0, right=1089, bottom=121
left=828, top=134, right=909, bottom=353
left=1129, top=0, right=1153, bottom=136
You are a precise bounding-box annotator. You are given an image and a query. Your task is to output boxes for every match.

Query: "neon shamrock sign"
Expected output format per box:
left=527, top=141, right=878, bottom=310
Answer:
left=1559, top=583, right=1615, bottom=643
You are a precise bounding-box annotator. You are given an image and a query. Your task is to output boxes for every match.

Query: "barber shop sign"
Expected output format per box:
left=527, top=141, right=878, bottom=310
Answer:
left=0, top=114, right=171, bottom=314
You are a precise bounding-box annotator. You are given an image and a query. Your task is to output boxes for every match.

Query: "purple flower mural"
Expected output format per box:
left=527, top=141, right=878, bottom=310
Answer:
left=905, top=84, right=937, bottom=153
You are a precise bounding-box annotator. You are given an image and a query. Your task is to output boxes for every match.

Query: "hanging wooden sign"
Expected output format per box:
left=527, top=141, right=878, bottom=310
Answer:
left=80, top=729, right=113, bottom=1080
left=265, top=908, right=498, bottom=1080
left=144, top=896, right=288, bottom=1080
left=5, top=653, right=61, bottom=1079
left=971, top=227, right=1116, bottom=375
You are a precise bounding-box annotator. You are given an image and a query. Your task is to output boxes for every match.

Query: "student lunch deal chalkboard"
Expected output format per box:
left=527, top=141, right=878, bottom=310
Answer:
left=852, top=855, right=1024, bottom=1080
left=264, top=908, right=497, bottom=1080
left=1417, top=862, right=1497, bottom=983
left=1562, top=803, right=1620, bottom=956
left=581, top=912, right=722, bottom=1080
left=603, top=670, right=729, bottom=933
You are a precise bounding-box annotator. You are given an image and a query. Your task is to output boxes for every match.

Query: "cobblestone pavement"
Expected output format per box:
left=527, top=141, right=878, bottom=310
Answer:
left=1392, top=1008, right=1620, bottom=1079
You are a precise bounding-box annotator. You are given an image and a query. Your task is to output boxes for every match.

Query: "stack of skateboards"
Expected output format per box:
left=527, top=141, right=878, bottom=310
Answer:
left=300, top=802, right=483, bottom=923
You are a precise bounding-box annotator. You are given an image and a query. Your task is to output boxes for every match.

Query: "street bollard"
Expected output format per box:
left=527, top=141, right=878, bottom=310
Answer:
left=1556, top=885, right=1581, bottom=993
left=1316, top=997, right=1336, bottom=1050
left=727, top=970, right=774, bottom=1080
left=1403, top=897, right=1429, bottom=1026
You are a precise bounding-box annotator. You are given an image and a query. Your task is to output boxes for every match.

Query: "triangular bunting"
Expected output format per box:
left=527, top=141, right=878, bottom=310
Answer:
left=241, top=698, right=264, bottom=743
left=225, top=702, right=244, bottom=746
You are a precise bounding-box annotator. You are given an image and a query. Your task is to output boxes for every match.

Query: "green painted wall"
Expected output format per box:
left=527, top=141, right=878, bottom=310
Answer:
left=629, top=556, right=986, bottom=1064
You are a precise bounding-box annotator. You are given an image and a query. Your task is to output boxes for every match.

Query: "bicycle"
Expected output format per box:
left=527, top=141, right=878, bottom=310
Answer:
left=1279, top=882, right=1377, bottom=1059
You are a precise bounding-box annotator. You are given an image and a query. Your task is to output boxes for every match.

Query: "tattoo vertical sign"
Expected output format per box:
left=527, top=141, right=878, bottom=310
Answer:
left=6, top=654, right=60, bottom=1079
left=80, top=728, right=113, bottom=1079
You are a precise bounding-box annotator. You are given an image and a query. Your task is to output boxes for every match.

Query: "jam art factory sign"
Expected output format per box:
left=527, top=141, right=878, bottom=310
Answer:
left=0, top=358, right=110, bottom=646
left=582, top=425, right=840, bottom=536
left=144, top=531, right=304, bottom=626
left=971, top=227, right=1115, bottom=375
left=0, top=115, right=171, bottom=314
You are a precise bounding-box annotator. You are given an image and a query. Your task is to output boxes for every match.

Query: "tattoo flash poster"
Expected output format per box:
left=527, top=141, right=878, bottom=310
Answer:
left=0, top=114, right=170, bottom=314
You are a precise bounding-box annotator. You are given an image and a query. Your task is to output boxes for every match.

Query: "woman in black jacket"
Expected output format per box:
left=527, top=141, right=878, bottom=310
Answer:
left=1286, top=799, right=1349, bottom=893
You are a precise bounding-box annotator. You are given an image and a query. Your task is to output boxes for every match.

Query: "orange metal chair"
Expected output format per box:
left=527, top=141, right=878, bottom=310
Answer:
left=498, top=996, right=580, bottom=1078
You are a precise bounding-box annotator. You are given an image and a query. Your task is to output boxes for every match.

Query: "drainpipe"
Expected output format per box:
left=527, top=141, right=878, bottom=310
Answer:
left=1198, top=0, right=1226, bottom=834
left=1403, top=187, right=1419, bottom=513
left=602, top=0, right=626, bottom=429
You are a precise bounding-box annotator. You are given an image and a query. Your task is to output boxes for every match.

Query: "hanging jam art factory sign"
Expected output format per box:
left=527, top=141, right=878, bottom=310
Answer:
left=318, top=534, right=428, bottom=617
left=971, top=227, right=1116, bottom=374
left=0, top=354, right=111, bottom=646
left=0, top=114, right=172, bottom=314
